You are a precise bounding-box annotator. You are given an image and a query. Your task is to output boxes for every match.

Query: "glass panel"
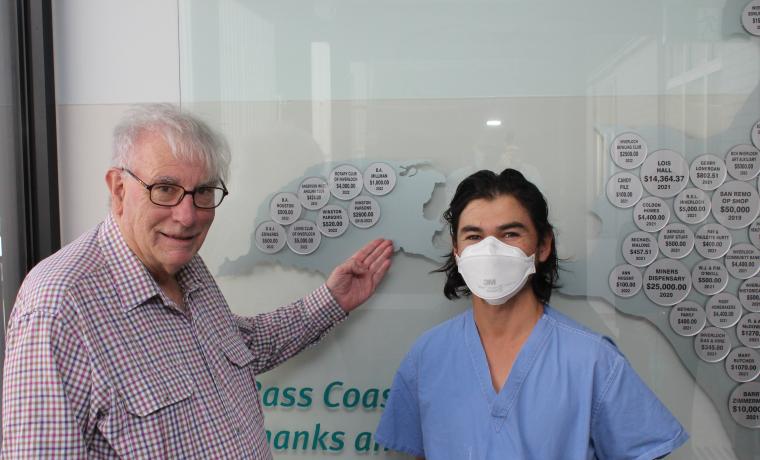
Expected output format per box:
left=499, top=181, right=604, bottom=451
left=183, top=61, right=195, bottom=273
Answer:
left=180, top=1, right=760, bottom=458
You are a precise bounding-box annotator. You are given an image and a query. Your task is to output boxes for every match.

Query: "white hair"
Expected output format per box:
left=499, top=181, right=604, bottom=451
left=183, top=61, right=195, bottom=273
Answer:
left=112, top=104, right=231, bottom=183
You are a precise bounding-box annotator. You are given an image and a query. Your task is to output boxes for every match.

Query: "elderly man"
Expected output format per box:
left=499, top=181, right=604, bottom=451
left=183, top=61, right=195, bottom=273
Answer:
left=2, top=104, right=393, bottom=458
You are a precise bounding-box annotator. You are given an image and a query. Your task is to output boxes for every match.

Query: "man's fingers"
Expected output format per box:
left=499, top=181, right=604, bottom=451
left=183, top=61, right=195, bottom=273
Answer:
left=368, top=243, right=393, bottom=273
left=371, top=259, right=392, bottom=286
left=352, top=238, right=385, bottom=264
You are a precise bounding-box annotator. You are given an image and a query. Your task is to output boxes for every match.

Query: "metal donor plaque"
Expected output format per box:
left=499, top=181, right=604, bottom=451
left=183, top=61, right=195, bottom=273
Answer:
left=726, top=347, right=760, bottom=383
left=737, top=313, right=760, bottom=349
left=639, top=149, right=689, bottom=198
left=669, top=301, right=707, bottom=337
left=609, top=264, right=642, bottom=298
left=725, top=243, right=760, bottom=280
left=606, top=172, right=643, bottom=208
left=254, top=221, right=287, bottom=254
left=363, top=162, right=397, bottom=196
left=694, top=223, right=732, bottom=259
left=705, top=293, right=743, bottom=329
left=711, top=180, right=760, bottom=229
left=692, top=260, right=728, bottom=296
left=742, top=0, right=760, bottom=36
left=298, top=177, right=330, bottom=210
left=673, top=188, right=710, bottom=224
left=633, top=196, right=670, bottom=232
left=610, top=133, right=648, bottom=169
left=739, top=277, right=760, bottom=313
left=286, top=220, right=321, bottom=255
left=726, top=144, right=760, bottom=181
left=269, top=192, right=302, bottom=225
left=657, top=223, right=694, bottom=259
left=694, top=327, right=731, bottom=363
left=317, top=205, right=349, bottom=238
left=729, top=382, right=760, bottom=429
left=643, top=259, right=691, bottom=306
left=622, top=231, right=658, bottom=267
left=690, top=154, right=727, bottom=191
left=329, top=164, right=364, bottom=200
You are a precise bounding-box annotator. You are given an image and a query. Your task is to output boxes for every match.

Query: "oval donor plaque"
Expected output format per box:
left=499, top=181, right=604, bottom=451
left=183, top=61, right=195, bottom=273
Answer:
left=711, top=180, right=760, bottom=229
left=643, top=259, right=691, bottom=306
left=329, top=165, right=363, bottom=200
left=694, top=223, right=732, bottom=259
left=669, top=301, right=707, bottom=337
left=639, top=149, right=689, bottom=198
left=254, top=221, right=287, bottom=254
left=298, top=177, right=330, bottom=210
left=706, top=293, right=743, bottom=329
left=634, top=196, right=670, bottom=232
left=349, top=196, right=381, bottom=228
left=692, top=260, right=729, bottom=296
left=286, top=220, right=321, bottom=255
left=694, top=327, right=731, bottom=363
left=622, top=231, right=658, bottom=267
left=609, top=264, right=642, bottom=298
left=673, top=188, right=711, bottom=224
left=737, top=313, right=760, bottom=349
left=742, top=0, right=760, bottom=36
left=269, top=192, right=302, bottom=225
left=658, top=223, right=694, bottom=259
left=726, top=347, right=760, bottom=383
left=740, top=277, right=760, bottom=313
left=729, top=382, right=760, bottom=429
left=606, top=172, right=643, bottom=208
left=726, top=144, right=760, bottom=181
left=317, top=205, right=349, bottom=238
left=363, top=162, right=397, bottom=196
left=690, top=154, right=727, bottom=191
left=610, top=133, right=648, bottom=169
left=725, top=243, right=760, bottom=280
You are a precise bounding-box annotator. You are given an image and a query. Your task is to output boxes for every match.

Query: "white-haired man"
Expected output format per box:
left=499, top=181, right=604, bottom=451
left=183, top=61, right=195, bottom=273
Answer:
left=2, top=104, right=393, bottom=458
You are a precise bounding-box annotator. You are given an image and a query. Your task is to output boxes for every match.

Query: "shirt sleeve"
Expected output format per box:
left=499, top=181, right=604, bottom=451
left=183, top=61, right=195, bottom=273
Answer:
left=233, top=284, right=347, bottom=374
left=590, top=342, right=689, bottom=460
left=2, top=305, right=92, bottom=458
left=375, top=350, right=425, bottom=457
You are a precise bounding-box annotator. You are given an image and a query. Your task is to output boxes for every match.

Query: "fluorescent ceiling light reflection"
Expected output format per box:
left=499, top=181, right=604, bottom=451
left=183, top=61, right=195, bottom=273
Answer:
left=486, top=119, right=502, bottom=127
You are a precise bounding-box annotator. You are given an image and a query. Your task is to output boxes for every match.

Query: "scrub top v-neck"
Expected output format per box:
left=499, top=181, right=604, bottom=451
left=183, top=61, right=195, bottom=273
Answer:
left=375, top=306, right=688, bottom=460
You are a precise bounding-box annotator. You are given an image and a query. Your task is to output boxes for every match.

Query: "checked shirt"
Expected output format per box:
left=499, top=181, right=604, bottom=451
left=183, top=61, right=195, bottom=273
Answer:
left=2, top=214, right=346, bottom=458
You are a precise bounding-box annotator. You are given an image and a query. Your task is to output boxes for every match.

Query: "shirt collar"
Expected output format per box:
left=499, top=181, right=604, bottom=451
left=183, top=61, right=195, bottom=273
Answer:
left=98, top=213, right=209, bottom=312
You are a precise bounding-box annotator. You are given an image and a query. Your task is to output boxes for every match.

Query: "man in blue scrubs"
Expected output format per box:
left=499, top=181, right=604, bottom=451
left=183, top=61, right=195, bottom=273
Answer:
left=375, top=168, right=688, bottom=459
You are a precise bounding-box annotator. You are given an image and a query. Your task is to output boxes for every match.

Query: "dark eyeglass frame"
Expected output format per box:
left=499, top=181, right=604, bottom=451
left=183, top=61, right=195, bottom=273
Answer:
left=121, top=168, right=229, bottom=209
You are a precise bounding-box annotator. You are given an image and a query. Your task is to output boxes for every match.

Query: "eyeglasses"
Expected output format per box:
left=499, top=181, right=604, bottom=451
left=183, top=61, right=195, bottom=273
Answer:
left=121, top=168, right=229, bottom=209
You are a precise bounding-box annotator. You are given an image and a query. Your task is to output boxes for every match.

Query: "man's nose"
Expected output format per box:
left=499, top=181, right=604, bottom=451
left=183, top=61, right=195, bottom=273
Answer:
left=172, top=193, right=197, bottom=226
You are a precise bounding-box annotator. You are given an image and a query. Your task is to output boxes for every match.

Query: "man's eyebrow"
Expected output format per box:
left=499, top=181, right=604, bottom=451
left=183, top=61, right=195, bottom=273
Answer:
left=153, top=175, right=180, bottom=185
left=497, top=222, right=528, bottom=231
left=153, top=175, right=218, bottom=187
left=460, top=222, right=527, bottom=233
left=460, top=225, right=482, bottom=233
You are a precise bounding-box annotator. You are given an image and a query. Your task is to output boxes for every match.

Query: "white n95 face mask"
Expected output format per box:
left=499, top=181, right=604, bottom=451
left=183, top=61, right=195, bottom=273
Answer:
left=455, top=236, right=536, bottom=305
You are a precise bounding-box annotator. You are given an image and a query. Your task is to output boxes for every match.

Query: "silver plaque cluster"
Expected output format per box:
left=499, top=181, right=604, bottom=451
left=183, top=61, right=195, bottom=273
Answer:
left=254, top=163, right=396, bottom=255
left=606, top=122, right=760, bottom=428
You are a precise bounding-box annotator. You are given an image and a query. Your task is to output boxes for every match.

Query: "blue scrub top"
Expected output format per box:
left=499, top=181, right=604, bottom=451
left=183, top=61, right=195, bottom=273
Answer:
left=375, top=306, right=688, bottom=460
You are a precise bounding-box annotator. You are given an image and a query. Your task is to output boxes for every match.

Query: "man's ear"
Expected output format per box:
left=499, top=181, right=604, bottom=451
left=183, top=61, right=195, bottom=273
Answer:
left=105, top=169, right=125, bottom=216
left=538, top=233, right=553, bottom=263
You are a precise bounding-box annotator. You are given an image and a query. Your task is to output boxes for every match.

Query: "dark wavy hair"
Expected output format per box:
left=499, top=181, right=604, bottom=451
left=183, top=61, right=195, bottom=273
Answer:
left=434, top=168, right=559, bottom=303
